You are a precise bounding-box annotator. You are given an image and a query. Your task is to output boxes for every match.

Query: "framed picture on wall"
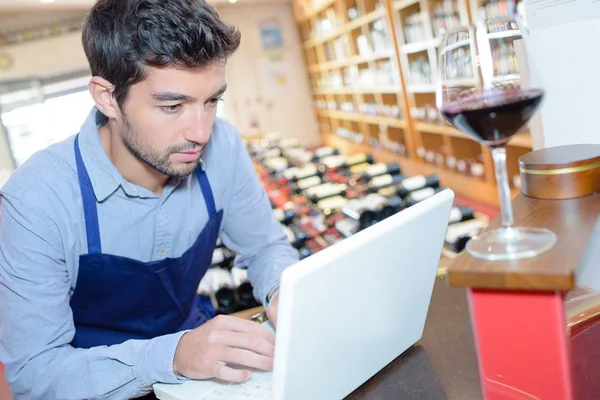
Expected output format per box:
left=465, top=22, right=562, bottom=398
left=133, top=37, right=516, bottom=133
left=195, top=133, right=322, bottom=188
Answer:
left=258, top=18, right=283, bottom=50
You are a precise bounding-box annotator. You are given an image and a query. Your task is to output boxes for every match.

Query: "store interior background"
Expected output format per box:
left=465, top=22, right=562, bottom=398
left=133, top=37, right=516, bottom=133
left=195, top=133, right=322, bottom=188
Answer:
left=0, top=0, right=599, bottom=398
left=1, top=0, right=599, bottom=206
left=0, top=0, right=320, bottom=184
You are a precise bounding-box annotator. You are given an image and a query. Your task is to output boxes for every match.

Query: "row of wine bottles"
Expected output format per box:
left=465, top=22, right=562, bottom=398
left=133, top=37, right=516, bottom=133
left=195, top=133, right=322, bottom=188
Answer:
left=199, top=245, right=261, bottom=315
left=199, top=133, right=489, bottom=315
left=247, top=133, right=487, bottom=255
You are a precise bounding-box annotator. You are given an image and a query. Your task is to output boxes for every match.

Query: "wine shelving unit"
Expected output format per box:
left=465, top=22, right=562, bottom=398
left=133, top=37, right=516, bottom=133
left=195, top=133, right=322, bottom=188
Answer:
left=293, top=0, right=528, bottom=206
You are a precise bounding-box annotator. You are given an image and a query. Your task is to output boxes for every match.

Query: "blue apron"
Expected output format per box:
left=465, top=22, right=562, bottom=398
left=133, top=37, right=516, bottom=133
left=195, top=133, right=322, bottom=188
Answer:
left=69, top=134, right=220, bottom=352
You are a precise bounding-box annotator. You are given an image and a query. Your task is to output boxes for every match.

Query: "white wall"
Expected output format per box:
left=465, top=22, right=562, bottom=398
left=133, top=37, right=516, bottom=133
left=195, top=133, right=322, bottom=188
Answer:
left=0, top=32, right=89, bottom=81
left=522, top=3, right=600, bottom=148
left=217, top=3, right=320, bottom=147
left=0, top=123, right=15, bottom=172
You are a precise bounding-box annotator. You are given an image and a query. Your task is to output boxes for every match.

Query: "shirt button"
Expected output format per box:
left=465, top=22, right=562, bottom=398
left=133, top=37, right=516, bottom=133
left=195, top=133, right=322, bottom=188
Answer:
left=159, top=248, right=166, bottom=254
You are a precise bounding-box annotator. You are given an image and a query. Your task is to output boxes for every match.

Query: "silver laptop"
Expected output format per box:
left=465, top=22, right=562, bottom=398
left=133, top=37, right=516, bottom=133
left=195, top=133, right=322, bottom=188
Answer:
left=154, top=188, right=455, bottom=400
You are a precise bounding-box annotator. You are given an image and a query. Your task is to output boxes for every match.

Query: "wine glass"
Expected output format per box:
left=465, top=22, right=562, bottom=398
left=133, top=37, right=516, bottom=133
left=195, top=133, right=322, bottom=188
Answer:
left=436, top=17, right=557, bottom=261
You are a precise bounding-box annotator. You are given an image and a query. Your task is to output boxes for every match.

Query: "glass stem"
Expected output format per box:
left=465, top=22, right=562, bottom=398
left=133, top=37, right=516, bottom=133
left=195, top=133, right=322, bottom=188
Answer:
left=491, top=146, right=514, bottom=229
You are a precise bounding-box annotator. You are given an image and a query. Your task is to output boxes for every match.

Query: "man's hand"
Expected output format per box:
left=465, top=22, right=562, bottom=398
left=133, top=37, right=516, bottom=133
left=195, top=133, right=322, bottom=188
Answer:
left=265, top=289, right=280, bottom=328
left=173, top=314, right=275, bottom=383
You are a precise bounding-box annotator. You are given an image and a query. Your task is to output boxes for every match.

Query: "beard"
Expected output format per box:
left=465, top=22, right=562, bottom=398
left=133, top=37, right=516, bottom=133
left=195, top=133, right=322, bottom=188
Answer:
left=119, top=116, right=201, bottom=178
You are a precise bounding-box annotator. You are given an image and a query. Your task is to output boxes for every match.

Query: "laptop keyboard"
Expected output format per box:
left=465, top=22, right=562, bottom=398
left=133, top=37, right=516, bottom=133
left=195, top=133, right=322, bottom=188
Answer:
left=200, top=371, right=273, bottom=400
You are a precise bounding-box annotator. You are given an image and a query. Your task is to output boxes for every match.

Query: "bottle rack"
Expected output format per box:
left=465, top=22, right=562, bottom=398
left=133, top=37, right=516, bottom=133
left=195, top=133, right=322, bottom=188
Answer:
left=294, top=0, right=528, bottom=206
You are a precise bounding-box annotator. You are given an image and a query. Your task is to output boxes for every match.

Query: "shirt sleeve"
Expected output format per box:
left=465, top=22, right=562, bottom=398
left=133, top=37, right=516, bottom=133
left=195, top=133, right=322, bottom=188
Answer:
left=0, top=192, right=187, bottom=400
left=219, top=131, right=299, bottom=305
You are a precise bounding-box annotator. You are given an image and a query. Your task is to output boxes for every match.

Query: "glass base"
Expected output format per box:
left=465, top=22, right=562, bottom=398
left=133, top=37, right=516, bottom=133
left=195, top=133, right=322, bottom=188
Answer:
left=466, top=227, right=557, bottom=261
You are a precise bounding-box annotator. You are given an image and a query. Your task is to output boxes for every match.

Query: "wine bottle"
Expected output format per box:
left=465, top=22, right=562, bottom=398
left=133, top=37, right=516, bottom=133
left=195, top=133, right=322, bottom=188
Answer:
left=342, top=194, right=404, bottom=230
left=335, top=217, right=360, bottom=238
left=281, top=225, right=309, bottom=249
left=358, top=162, right=401, bottom=182
left=289, top=164, right=321, bottom=181
left=278, top=138, right=299, bottom=148
left=292, top=175, right=323, bottom=193
left=367, top=173, right=406, bottom=193
left=197, top=269, right=214, bottom=297
left=313, top=146, right=340, bottom=160
left=284, top=147, right=314, bottom=164
left=305, top=182, right=348, bottom=202
left=377, top=185, right=397, bottom=198
left=210, top=267, right=237, bottom=315
left=264, top=157, right=290, bottom=174
left=257, top=147, right=283, bottom=161
left=231, top=267, right=259, bottom=311
left=446, top=156, right=457, bottom=170
left=448, top=206, right=475, bottom=224
left=297, top=247, right=313, bottom=260
left=273, top=208, right=297, bottom=226
left=320, top=154, right=347, bottom=170
left=343, top=153, right=374, bottom=168
left=396, top=174, right=440, bottom=198
left=469, top=159, right=485, bottom=178
left=445, top=219, right=487, bottom=253
left=315, top=195, right=348, bottom=215
left=348, top=162, right=373, bottom=174
left=403, top=187, right=445, bottom=207
left=211, top=247, right=236, bottom=269
left=342, top=194, right=389, bottom=221
left=360, top=196, right=403, bottom=230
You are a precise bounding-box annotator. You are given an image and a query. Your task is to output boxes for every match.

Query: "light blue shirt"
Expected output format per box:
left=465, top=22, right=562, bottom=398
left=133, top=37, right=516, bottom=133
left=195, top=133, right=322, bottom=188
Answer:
left=0, top=108, right=298, bottom=399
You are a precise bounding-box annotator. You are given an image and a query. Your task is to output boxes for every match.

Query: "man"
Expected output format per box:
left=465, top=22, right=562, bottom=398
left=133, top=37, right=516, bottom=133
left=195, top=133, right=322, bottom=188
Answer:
left=0, top=0, right=299, bottom=398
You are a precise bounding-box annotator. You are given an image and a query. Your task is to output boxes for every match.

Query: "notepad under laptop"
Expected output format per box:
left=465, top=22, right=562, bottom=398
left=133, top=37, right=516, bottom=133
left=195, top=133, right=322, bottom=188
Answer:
left=154, top=189, right=455, bottom=400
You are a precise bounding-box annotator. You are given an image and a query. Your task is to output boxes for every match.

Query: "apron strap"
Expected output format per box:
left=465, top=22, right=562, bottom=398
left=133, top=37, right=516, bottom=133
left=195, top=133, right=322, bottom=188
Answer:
left=196, top=167, right=217, bottom=217
left=74, top=135, right=102, bottom=254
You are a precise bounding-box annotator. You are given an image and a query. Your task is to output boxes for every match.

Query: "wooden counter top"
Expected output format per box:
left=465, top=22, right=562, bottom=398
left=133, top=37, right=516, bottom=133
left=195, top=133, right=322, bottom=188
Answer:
left=447, top=193, right=600, bottom=291
left=348, top=279, right=480, bottom=399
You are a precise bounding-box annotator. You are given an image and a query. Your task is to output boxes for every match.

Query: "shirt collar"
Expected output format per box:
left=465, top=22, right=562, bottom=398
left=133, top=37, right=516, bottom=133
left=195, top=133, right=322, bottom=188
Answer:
left=77, top=108, right=155, bottom=202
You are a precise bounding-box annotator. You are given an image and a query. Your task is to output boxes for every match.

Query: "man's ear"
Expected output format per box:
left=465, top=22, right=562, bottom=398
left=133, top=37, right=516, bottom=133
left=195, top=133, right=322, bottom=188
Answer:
left=89, top=76, right=120, bottom=120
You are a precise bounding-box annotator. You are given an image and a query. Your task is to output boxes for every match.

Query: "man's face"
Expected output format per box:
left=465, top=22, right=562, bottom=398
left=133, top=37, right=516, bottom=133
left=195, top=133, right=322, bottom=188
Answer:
left=117, top=62, right=227, bottom=178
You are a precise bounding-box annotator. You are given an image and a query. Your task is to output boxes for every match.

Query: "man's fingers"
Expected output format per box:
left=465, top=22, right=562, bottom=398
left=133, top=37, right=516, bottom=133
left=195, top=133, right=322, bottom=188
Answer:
left=212, top=315, right=275, bottom=345
left=209, top=330, right=275, bottom=358
left=220, top=347, right=274, bottom=372
left=212, top=362, right=251, bottom=383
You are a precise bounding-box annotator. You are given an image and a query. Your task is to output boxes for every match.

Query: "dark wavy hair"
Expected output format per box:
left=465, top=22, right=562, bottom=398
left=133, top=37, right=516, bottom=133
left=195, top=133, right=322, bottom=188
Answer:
left=82, top=0, right=241, bottom=109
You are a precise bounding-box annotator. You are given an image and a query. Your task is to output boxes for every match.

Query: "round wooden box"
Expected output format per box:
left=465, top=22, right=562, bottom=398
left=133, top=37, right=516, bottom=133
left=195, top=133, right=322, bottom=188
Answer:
left=518, top=144, right=600, bottom=200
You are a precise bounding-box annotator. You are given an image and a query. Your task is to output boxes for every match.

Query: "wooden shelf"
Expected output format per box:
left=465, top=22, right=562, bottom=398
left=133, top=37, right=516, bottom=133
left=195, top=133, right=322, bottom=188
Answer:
left=312, top=86, right=402, bottom=95
left=307, top=50, right=395, bottom=73
left=406, top=83, right=436, bottom=93
left=393, top=0, right=420, bottom=10
left=317, top=109, right=406, bottom=128
left=363, top=115, right=406, bottom=128
left=417, top=122, right=533, bottom=149
left=297, top=0, right=336, bottom=22
left=416, top=122, right=467, bottom=139
left=401, top=38, right=441, bottom=54
left=303, top=8, right=386, bottom=49
left=509, top=133, right=533, bottom=149
left=296, top=0, right=531, bottom=207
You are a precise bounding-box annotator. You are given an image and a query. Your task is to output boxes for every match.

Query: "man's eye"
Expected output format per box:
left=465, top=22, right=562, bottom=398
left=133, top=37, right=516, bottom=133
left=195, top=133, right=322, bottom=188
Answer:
left=208, top=97, right=223, bottom=107
left=161, top=104, right=182, bottom=114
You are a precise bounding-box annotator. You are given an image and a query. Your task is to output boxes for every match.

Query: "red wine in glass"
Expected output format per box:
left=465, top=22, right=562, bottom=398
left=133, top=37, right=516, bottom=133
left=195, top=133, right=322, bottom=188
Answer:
left=440, top=88, right=544, bottom=147
left=436, top=18, right=556, bottom=261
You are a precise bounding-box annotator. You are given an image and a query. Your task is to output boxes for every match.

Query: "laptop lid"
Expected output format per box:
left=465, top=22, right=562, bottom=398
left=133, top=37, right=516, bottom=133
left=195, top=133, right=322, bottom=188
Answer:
left=271, top=189, right=455, bottom=400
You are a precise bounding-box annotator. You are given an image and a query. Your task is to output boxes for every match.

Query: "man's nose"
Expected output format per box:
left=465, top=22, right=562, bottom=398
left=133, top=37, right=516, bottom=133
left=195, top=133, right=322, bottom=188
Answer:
left=184, top=112, right=210, bottom=144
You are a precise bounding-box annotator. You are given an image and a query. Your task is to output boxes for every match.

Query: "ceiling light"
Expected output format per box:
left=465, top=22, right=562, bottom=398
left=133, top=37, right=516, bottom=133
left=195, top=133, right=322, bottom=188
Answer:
left=228, top=0, right=238, bottom=3
left=40, top=0, right=56, bottom=3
